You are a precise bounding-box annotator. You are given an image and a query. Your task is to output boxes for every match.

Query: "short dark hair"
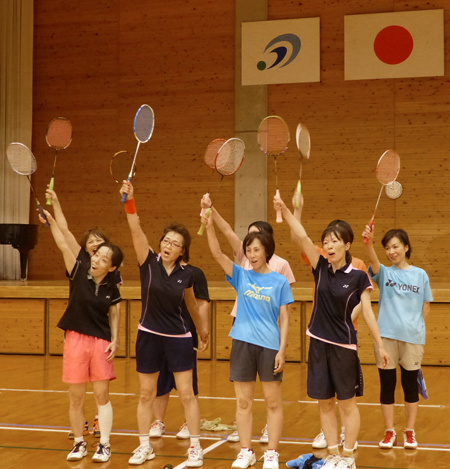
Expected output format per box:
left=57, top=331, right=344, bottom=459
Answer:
left=79, top=228, right=110, bottom=250
left=321, top=225, right=353, bottom=264
left=381, top=229, right=411, bottom=259
left=95, top=242, right=123, bottom=269
left=327, top=220, right=354, bottom=244
left=159, top=222, right=191, bottom=263
left=243, top=231, right=275, bottom=263
left=247, top=221, right=274, bottom=237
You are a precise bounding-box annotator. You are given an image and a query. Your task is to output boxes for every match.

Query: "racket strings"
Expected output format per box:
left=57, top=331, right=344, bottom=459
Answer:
left=258, top=118, right=289, bottom=156
left=46, top=119, right=72, bottom=149
left=6, top=144, right=37, bottom=175
left=376, top=151, right=400, bottom=185
left=134, top=105, right=154, bottom=142
left=215, top=139, right=245, bottom=176
left=204, top=139, right=226, bottom=170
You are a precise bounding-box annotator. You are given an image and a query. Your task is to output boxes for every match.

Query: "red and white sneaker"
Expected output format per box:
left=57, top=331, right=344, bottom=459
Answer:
left=379, top=430, right=397, bottom=449
left=403, top=429, right=418, bottom=449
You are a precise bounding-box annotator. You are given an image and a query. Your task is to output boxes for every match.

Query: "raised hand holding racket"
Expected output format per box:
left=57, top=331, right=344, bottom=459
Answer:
left=121, top=104, right=154, bottom=203
left=197, top=137, right=245, bottom=235
left=45, top=117, right=73, bottom=205
left=6, top=143, right=49, bottom=226
left=295, top=122, right=311, bottom=207
left=363, top=149, right=400, bottom=244
left=257, top=116, right=289, bottom=222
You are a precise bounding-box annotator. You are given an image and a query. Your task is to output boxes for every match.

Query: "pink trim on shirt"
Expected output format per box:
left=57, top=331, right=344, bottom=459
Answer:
left=307, top=330, right=357, bottom=351
left=138, top=323, right=192, bottom=338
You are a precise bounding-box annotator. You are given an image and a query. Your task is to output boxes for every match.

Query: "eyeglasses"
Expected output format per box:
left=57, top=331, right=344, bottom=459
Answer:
left=161, top=238, right=183, bottom=249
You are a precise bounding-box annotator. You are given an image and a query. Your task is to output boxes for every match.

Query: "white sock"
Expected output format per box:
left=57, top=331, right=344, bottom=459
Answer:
left=74, top=436, right=84, bottom=444
left=139, top=434, right=150, bottom=447
left=97, top=401, right=113, bottom=445
left=190, top=435, right=200, bottom=447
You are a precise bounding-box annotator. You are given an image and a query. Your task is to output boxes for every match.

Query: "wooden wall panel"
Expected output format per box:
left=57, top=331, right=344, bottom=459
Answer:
left=0, top=300, right=45, bottom=354
left=215, top=301, right=234, bottom=360
left=286, top=301, right=302, bottom=362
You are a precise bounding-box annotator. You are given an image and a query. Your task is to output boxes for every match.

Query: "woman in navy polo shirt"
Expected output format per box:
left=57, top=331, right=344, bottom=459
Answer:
left=274, top=195, right=388, bottom=469
left=120, top=181, right=209, bottom=468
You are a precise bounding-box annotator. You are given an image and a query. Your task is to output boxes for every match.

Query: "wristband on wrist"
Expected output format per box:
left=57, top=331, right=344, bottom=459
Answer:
left=125, top=198, right=136, bottom=214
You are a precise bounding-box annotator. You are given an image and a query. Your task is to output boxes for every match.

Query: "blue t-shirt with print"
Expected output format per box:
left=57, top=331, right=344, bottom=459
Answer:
left=226, top=263, right=294, bottom=351
left=369, top=264, right=433, bottom=344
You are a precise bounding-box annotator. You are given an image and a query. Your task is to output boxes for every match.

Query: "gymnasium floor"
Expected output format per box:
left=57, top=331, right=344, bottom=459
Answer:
left=0, top=355, right=448, bottom=468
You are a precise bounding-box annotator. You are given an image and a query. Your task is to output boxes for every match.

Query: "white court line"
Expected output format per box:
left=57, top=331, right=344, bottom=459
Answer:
left=173, top=439, right=227, bottom=469
left=0, top=388, right=444, bottom=408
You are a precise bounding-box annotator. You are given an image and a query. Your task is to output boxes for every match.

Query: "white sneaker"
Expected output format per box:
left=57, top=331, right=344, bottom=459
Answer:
left=322, top=454, right=341, bottom=469
left=67, top=441, right=88, bottom=461
left=231, top=448, right=256, bottom=468
left=403, top=429, right=418, bottom=449
left=128, top=445, right=155, bottom=465
left=262, top=449, right=279, bottom=469
left=340, top=427, right=358, bottom=451
left=260, top=424, right=269, bottom=444
left=334, top=457, right=356, bottom=469
left=177, top=422, right=190, bottom=439
left=379, top=430, right=397, bottom=449
left=228, top=429, right=240, bottom=442
left=312, top=430, right=328, bottom=449
left=186, top=445, right=204, bottom=467
left=92, top=442, right=111, bottom=462
left=149, top=420, right=165, bottom=438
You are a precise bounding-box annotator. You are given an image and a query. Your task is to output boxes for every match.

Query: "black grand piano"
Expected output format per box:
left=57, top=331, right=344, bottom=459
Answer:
left=0, top=224, right=38, bottom=280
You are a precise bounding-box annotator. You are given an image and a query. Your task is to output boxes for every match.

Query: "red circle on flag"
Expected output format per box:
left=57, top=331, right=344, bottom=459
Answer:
left=374, top=25, right=414, bottom=65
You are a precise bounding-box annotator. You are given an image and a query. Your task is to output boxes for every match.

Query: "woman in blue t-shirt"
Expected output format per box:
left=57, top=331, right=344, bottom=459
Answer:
left=202, top=210, right=293, bottom=469
left=363, top=226, right=432, bottom=451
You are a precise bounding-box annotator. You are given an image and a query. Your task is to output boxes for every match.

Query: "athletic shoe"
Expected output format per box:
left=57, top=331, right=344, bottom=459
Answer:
left=340, top=428, right=358, bottom=451
left=260, top=424, right=269, bottom=444
left=286, top=453, right=315, bottom=469
left=321, top=454, right=341, bottom=468
left=92, top=418, right=100, bottom=438
left=231, top=448, right=256, bottom=468
left=128, top=445, right=155, bottom=465
left=262, top=449, right=279, bottom=469
left=403, top=429, right=418, bottom=449
left=177, top=422, right=190, bottom=439
left=312, top=430, right=328, bottom=449
left=92, top=442, right=111, bottom=462
left=67, top=441, right=88, bottom=461
left=68, top=421, right=89, bottom=439
left=228, top=427, right=240, bottom=443
left=334, top=457, right=356, bottom=469
left=379, top=430, right=397, bottom=449
left=149, top=420, right=165, bottom=438
left=186, top=445, right=204, bottom=467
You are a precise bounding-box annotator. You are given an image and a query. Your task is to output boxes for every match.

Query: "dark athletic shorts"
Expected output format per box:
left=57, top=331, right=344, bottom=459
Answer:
left=156, top=354, right=199, bottom=396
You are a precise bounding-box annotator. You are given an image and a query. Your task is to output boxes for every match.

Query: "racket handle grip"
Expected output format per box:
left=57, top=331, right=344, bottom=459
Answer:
left=295, top=181, right=301, bottom=208
left=121, top=177, right=132, bottom=204
left=363, top=220, right=374, bottom=244
left=38, top=205, right=50, bottom=227
left=197, top=208, right=211, bottom=236
left=275, top=189, right=283, bottom=223
left=46, top=178, right=54, bottom=205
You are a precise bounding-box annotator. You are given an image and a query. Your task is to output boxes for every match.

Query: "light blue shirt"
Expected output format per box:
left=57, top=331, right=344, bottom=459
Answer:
left=227, top=263, right=294, bottom=351
left=369, top=264, right=433, bottom=344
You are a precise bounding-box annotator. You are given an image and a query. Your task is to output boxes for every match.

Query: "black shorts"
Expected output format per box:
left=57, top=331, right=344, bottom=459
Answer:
left=307, top=337, right=360, bottom=400
left=229, top=339, right=283, bottom=382
left=136, top=330, right=196, bottom=374
left=156, top=354, right=199, bottom=396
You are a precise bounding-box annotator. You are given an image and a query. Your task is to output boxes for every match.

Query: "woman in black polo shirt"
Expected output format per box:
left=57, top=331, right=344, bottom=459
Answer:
left=120, top=181, right=209, bottom=468
left=274, top=195, right=388, bottom=469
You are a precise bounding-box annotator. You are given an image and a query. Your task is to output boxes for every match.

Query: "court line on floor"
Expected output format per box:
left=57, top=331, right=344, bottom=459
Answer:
left=173, top=438, right=228, bottom=469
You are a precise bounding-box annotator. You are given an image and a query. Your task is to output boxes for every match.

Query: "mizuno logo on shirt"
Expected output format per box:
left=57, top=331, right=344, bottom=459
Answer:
left=244, top=283, right=273, bottom=302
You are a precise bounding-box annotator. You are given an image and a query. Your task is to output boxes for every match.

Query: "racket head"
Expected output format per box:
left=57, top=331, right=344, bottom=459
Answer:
left=296, top=123, right=311, bottom=159
left=110, top=150, right=136, bottom=184
left=204, top=139, right=226, bottom=170
left=6, top=143, right=37, bottom=176
left=215, top=138, right=245, bottom=176
left=376, top=149, right=400, bottom=185
left=46, top=117, right=73, bottom=150
left=257, top=115, right=290, bottom=156
left=385, top=181, right=403, bottom=199
left=134, top=104, right=155, bottom=143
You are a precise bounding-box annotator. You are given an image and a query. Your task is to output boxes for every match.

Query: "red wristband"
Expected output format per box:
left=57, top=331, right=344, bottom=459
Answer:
left=125, top=198, right=136, bottom=214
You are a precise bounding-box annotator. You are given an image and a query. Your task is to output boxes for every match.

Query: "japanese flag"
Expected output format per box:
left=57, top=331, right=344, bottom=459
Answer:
left=345, top=10, right=444, bottom=81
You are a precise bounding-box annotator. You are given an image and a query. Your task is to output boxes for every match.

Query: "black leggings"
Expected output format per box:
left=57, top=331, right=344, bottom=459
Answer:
left=379, top=366, right=419, bottom=404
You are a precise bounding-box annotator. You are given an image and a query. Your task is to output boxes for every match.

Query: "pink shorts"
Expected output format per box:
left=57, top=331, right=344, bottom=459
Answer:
left=63, top=330, right=116, bottom=384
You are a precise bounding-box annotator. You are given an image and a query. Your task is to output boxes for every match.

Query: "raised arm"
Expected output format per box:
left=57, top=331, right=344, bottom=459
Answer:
left=40, top=210, right=76, bottom=274
left=120, top=181, right=151, bottom=266
left=185, top=288, right=209, bottom=352
left=274, top=194, right=320, bottom=269
left=210, top=207, right=242, bottom=256
left=45, top=189, right=81, bottom=257
left=202, top=210, right=234, bottom=277
left=290, top=191, right=304, bottom=252
left=362, top=225, right=381, bottom=274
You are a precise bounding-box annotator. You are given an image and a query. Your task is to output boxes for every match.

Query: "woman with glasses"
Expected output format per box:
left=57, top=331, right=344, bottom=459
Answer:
left=120, top=181, right=209, bottom=468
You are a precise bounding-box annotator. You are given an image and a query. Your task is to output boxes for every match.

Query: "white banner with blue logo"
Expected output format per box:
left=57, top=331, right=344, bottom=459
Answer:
left=241, top=18, right=320, bottom=86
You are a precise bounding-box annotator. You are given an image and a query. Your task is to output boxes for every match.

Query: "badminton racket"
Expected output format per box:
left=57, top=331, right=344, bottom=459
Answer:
left=294, top=122, right=311, bottom=207
left=198, top=138, right=245, bottom=235
left=6, top=143, right=49, bottom=226
left=110, top=150, right=136, bottom=184
left=385, top=180, right=403, bottom=200
left=45, top=117, right=73, bottom=205
left=121, top=104, right=154, bottom=203
left=257, top=116, right=289, bottom=222
left=363, top=150, right=400, bottom=244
